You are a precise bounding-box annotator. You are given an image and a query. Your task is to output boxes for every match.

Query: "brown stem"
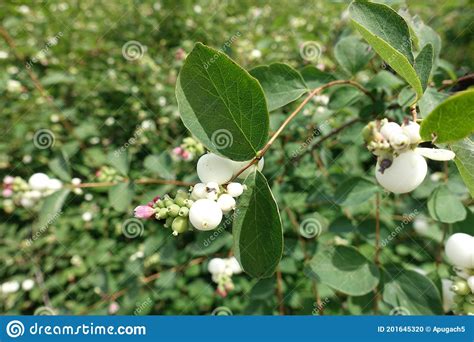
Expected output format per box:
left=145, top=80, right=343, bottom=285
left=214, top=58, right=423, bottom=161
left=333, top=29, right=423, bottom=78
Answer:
left=276, top=268, right=285, bottom=315
left=410, top=105, right=417, bottom=122
left=438, top=73, right=474, bottom=91
left=73, top=178, right=194, bottom=189
left=232, top=80, right=372, bottom=180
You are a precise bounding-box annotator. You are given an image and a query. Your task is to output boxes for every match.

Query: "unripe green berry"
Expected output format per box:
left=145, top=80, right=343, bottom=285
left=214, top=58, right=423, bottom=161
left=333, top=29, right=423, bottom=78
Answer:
left=155, top=199, right=165, bottom=208
left=164, top=199, right=174, bottom=207
left=452, top=280, right=470, bottom=295
left=168, top=204, right=180, bottom=217
left=156, top=208, right=169, bottom=220
left=175, top=196, right=187, bottom=207
left=175, top=189, right=188, bottom=200
left=463, top=302, right=474, bottom=315
left=178, top=207, right=189, bottom=217
left=172, top=217, right=189, bottom=235
left=185, top=199, right=194, bottom=208
left=466, top=294, right=474, bottom=305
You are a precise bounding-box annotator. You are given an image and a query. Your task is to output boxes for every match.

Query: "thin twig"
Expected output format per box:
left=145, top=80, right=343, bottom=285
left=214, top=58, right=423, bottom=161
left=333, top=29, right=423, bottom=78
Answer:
left=276, top=268, right=285, bottom=315
left=73, top=178, right=194, bottom=189
left=438, top=73, right=474, bottom=91
left=232, top=80, right=373, bottom=180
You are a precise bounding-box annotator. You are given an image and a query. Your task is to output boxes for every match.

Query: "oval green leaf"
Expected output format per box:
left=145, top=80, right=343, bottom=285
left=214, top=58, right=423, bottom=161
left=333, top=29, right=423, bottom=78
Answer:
left=334, top=36, right=375, bottom=75
left=306, top=245, right=380, bottom=296
left=420, top=90, right=474, bottom=143
left=250, top=63, right=308, bottom=111
left=233, top=170, right=283, bottom=278
left=176, top=43, right=269, bottom=161
left=383, top=267, right=443, bottom=315
left=349, top=0, right=423, bottom=101
left=427, top=185, right=467, bottom=223
left=450, top=137, right=474, bottom=197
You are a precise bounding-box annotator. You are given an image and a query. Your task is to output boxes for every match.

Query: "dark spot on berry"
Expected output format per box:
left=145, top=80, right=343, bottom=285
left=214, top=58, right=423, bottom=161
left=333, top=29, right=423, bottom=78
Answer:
left=378, top=159, right=392, bottom=174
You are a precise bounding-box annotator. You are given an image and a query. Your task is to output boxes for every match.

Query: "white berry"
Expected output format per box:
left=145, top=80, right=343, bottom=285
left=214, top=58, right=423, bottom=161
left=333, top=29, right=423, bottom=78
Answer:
left=28, top=173, right=50, bottom=191
left=217, top=194, right=236, bottom=213
left=402, top=121, right=421, bottom=144
left=208, top=258, right=226, bottom=274
left=227, top=257, right=242, bottom=274
left=380, top=122, right=403, bottom=141
left=467, top=276, right=474, bottom=294
left=191, top=183, right=207, bottom=200
left=196, top=153, right=234, bottom=184
left=226, top=182, right=244, bottom=197
left=47, top=178, right=63, bottom=191
left=389, top=132, right=410, bottom=151
left=375, top=150, right=427, bottom=194
left=189, top=199, right=223, bottom=231
left=445, top=233, right=474, bottom=269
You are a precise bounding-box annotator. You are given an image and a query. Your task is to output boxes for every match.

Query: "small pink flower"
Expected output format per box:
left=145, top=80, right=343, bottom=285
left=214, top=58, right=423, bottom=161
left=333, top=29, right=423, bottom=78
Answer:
left=108, top=301, right=120, bottom=315
left=3, top=176, right=14, bottom=185
left=216, top=288, right=227, bottom=298
left=181, top=150, right=190, bottom=160
left=153, top=196, right=160, bottom=203
left=172, top=147, right=183, bottom=155
left=95, top=170, right=101, bottom=177
left=134, top=205, right=155, bottom=219
left=2, top=188, right=13, bottom=198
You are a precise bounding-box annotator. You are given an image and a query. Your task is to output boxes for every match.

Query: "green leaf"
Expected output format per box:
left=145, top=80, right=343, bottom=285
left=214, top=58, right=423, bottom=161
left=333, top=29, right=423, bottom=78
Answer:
left=233, top=171, right=283, bottom=278
left=427, top=185, right=467, bottom=223
left=450, top=138, right=474, bottom=197
left=107, top=151, right=129, bottom=176
left=334, top=36, right=374, bottom=75
left=418, top=87, right=448, bottom=118
left=300, top=66, right=336, bottom=89
left=383, top=267, right=443, bottom=315
left=306, top=245, right=379, bottom=296
left=328, top=86, right=362, bottom=110
left=108, top=182, right=134, bottom=212
left=250, top=63, right=308, bottom=111
left=349, top=1, right=423, bottom=101
left=414, top=43, right=433, bottom=92
left=176, top=43, right=269, bottom=161
left=420, top=90, right=474, bottom=143
left=36, top=189, right=70, bottom=229
left=144, top=154, right=175, bottom=180
left=335, top=177, right=379, bottom=206
left=48, top=150, right=71, bottom=182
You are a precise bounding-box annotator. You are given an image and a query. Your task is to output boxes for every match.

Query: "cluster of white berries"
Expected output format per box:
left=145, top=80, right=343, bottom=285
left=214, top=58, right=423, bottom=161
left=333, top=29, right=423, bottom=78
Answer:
left=188, top=153, right=263, bottom=231
left=208, top=256, right=242, bottom=297
left=443, top=233, right=474, bottom=315
left=2, top=173, right=63, bottom=210
left=134, top=152, right=263, bottom=235
left=363, top=119, right=455, bottom=194
left=1, top=279, right=35, bottom=295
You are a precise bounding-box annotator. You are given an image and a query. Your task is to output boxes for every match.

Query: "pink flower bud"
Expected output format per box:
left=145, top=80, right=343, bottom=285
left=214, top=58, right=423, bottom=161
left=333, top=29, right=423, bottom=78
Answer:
left=153, top=196, right=160, bottom=203
left=108, top=301, right=120, bottom=314
left=172, top=147, right=183, bottom=155
left=181, top=150, right=190, bottom=160
left=216, top=288, right=227, bottom=298
left=2, top=188, right=13, bottom=198
left=134, top=205, right=155, bottom=219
